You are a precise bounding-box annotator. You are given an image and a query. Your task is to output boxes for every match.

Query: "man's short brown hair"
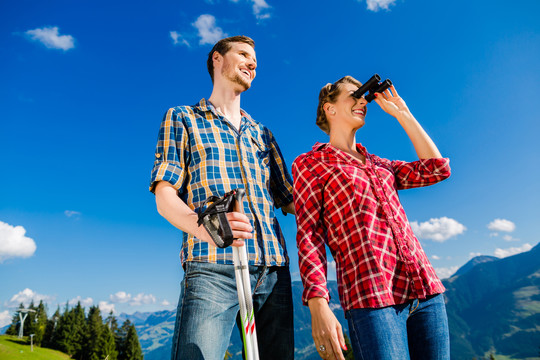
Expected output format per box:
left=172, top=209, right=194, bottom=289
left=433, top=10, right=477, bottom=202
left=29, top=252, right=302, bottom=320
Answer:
left=207, top=35, right=255, bottom=83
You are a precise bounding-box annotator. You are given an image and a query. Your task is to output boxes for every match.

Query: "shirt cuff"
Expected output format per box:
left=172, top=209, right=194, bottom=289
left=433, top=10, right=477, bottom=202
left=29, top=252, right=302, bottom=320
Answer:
left=302, top=284, right=330, bottom=306
left=419, top=157, right=451, bottom=176
left=149, top=161, right=186, bottom=193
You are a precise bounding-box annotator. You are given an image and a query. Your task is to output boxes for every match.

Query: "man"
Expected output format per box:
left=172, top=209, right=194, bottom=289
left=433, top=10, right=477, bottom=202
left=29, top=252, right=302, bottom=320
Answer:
left=149, top=35, right=295, bottom=360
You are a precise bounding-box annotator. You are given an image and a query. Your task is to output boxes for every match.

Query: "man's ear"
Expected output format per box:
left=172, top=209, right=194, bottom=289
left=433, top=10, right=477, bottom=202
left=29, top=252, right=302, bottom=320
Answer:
left=212, top=51, right=222, bottom=67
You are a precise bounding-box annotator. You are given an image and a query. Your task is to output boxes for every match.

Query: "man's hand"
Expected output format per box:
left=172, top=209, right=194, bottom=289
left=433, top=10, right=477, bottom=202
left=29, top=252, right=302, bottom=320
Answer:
left=195, top=211, right=253, bottom=247
left=308, top=297, right=347, bottom=360
left=155, top=181, right=252, bottom=247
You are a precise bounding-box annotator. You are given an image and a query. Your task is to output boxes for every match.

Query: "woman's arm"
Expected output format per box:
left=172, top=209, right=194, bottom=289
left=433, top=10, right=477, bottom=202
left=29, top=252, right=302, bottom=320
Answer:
left=308, top=297, right=347, bottom=360
left=293, top=155, right=345, bottom=359
left=374, top=85, right=443, bottom=159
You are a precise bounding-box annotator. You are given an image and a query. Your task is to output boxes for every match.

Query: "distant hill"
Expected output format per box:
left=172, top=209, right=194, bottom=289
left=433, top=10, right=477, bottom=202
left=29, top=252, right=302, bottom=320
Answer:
left=453, top=255, right=499, bottom=277
left=443, top=243, right=540, bottom=359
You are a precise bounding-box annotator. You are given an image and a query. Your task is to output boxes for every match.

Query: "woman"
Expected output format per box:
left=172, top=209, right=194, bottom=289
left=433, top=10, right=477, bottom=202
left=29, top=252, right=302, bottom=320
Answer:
left=292, top=76, right=451, bottom=360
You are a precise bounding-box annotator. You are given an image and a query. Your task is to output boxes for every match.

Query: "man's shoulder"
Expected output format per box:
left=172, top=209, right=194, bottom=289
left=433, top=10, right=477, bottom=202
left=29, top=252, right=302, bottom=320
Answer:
left=168, top=104, right=198, bottom=116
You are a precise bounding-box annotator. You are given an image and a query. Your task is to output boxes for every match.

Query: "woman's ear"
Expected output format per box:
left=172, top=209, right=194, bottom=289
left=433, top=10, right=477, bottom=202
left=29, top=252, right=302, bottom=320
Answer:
left=325, top=104, right=336, bottom=116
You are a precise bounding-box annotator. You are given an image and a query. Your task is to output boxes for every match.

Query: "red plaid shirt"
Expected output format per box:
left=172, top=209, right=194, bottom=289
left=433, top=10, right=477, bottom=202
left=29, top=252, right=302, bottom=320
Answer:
left=292, top=142, right=451, bottom=311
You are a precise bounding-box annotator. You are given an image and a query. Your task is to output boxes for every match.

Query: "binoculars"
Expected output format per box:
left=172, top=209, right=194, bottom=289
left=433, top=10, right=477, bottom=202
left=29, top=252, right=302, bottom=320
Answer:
left=352, top=74, right=392, bottom=102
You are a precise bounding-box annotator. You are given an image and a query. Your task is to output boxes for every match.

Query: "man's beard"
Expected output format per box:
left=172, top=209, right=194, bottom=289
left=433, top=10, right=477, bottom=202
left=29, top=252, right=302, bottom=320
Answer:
left=222, top=64, right=251, bottom=91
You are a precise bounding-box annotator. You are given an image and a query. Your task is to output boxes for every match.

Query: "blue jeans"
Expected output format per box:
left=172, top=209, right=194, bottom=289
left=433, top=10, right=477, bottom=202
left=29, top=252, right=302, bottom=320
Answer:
left=346, top=294, right=450, bottom=360
left=171, top=261, right=294, bottom=360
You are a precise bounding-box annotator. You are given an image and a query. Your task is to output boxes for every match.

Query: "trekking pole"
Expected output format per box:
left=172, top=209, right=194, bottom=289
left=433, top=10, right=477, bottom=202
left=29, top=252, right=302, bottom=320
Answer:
left=232, top=189, right=260, bottom=360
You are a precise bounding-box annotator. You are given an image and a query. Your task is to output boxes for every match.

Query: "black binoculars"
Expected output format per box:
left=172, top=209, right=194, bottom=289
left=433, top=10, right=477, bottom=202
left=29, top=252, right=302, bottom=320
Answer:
left=352, top=74, right=392, bottom=102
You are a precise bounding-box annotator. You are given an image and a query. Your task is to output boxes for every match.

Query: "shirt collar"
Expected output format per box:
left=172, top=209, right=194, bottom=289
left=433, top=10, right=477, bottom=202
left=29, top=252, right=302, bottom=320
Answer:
left=312, top=142, right=368, bottom=154
left=312, top=142, right=369, bottom=164
left=197, top=98, right=257, bottom=127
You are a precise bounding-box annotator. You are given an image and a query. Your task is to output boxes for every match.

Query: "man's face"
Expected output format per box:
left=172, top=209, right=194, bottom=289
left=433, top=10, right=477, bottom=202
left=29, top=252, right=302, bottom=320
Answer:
left=218, top=42, right=257, bottom=91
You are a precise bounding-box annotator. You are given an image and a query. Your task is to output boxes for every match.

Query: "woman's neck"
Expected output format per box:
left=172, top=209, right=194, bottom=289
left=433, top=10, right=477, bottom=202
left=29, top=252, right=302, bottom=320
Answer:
left=329, top=128, right=365, bottom=163
left=329, top=128, right=358, bottom=154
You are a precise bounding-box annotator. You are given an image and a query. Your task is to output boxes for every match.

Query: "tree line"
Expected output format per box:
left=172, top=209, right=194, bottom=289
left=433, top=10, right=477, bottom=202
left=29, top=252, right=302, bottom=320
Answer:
left=5, top=300, right=143, bottom=360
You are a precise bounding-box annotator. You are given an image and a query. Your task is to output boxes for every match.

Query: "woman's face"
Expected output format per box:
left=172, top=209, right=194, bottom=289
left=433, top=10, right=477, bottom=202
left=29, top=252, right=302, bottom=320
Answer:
left=328, top=83, right=368, bottom=130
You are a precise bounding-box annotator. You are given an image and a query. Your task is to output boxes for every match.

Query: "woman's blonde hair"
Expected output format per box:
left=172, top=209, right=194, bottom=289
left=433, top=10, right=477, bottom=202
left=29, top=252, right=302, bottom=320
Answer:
left=316, top=76, right=362, bottom=134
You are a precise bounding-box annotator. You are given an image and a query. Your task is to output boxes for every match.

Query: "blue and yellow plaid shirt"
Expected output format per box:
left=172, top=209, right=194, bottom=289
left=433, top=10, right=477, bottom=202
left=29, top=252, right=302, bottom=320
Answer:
left=150, top=99, right=294, bottom=266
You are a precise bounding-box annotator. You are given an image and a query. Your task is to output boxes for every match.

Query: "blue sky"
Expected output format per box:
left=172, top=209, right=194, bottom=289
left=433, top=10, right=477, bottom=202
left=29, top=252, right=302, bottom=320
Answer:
left=1, top=0, right=539, bottom=326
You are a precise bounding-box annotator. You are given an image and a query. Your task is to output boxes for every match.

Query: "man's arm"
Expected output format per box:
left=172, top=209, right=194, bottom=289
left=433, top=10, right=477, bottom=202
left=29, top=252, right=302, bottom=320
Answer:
left=154, top=181, right=253, bottom=247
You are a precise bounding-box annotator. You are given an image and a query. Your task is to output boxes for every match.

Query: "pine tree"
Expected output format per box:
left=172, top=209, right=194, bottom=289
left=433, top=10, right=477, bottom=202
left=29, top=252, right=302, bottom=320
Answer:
left=117, top=320, right=143, bottom=360
left=123, top=323, right=143, bottom=360
left=98, top=322, right=118, bottom=360
left=56, top=302, right=77, bottom=355
left=71, top=302, right=87, bottom=359
left=34, top=300, right=48, bottom=346
left=115, top=319, right=129, bottom=360
left=84, top=306, right=104, bottom=360
left=42, top=307, right=61, bottom=348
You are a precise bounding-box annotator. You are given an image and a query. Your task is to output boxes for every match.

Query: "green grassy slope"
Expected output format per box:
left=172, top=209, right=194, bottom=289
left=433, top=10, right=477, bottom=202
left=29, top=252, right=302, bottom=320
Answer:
left=0, top=335, right=71, bottom=360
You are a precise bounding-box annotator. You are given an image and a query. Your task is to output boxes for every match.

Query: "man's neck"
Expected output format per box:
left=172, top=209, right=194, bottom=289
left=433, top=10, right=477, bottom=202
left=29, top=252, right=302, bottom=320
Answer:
left=208, top=84, right=243, bottom=129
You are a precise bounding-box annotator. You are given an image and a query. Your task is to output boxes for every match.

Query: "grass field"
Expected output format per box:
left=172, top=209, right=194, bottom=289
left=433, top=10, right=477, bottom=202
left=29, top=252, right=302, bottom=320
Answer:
left=0, top=335, right=71, bottom=359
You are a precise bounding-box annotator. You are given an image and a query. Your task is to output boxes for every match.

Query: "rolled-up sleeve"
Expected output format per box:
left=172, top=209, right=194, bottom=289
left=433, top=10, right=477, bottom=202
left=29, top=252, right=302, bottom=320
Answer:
left=149, top=108, right=190, bottom=193
left=292, top=156, right=330, bottom=305
left=386, top=157, right=451, bottom=190
left=268, top=129, right=294, bottom=208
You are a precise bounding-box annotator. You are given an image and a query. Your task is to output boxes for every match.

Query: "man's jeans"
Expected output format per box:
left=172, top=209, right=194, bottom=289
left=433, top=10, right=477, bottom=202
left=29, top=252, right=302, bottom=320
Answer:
left=346, top=294, right=450, bottom=360
left=171, top=261, right=294, bottom=360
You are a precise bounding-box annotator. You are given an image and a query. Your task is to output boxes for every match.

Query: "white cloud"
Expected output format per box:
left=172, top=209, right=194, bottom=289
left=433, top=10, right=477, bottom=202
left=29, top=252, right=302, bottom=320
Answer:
left=0, top=221, right=37, bottom=263
left=503, top=235, right=519, bottom=242
left=161, top=299, right=171, bottom=307
left=110, top=291, right=156, bottom=306
left=68, top=296, right=93, bottom=307
left=110, top=291, right=131, bottom=303
left=64, top=210, right=81, bottom=218
left=494, top=243, right=532, bottom=258
left=170, top=31, right=190, bottom=47
left=99, top=301, right=115, bottom=314
left=410, top=217, right=466, bottom=242
left=25, top=26, right=75, bottom=51
left=366, top=0, right=396, bottom=12
left=0, top=310, right=12, bottom=327
left=435, top=266, right=459, bottom=279
left=5, top=288, right=55, bottom=308
left=251, top=0, right=271, bottom=19
left=469, top=252, right=482, bottom=258
left=431, top=255, right=440, bottom=260
left=131, top=293, right=157, bottom=306
left=192, top=14, right=227, bottom=45
left=488, top=219, right=515, bottom=233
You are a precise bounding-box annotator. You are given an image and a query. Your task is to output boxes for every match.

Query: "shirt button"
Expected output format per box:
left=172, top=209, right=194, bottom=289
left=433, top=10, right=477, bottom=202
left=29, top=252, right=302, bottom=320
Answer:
left=155, top=153, right=161, bottom=158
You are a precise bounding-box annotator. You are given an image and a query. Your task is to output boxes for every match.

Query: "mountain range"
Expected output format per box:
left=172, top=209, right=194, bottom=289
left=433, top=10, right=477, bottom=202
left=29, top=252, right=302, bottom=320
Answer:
left=3, top=243, right=538, bottom=359
left=128, top=243, right=540, bottom=360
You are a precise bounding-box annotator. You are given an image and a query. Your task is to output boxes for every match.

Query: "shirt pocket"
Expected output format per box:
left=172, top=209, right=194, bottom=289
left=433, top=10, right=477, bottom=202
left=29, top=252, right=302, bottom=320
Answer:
left=249, top=135, right=271, bottom=168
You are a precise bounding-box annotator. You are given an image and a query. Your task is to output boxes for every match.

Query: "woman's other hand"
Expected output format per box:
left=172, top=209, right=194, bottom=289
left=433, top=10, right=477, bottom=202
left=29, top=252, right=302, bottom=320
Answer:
left=308, top=297, right=347, bottom=360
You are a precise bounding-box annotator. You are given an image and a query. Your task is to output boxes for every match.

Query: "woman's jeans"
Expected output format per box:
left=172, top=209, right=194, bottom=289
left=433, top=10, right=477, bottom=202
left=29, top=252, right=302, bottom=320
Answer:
left=346, top=294, right=450, bottom=360
left=171, top=261, right=294, bottom=360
